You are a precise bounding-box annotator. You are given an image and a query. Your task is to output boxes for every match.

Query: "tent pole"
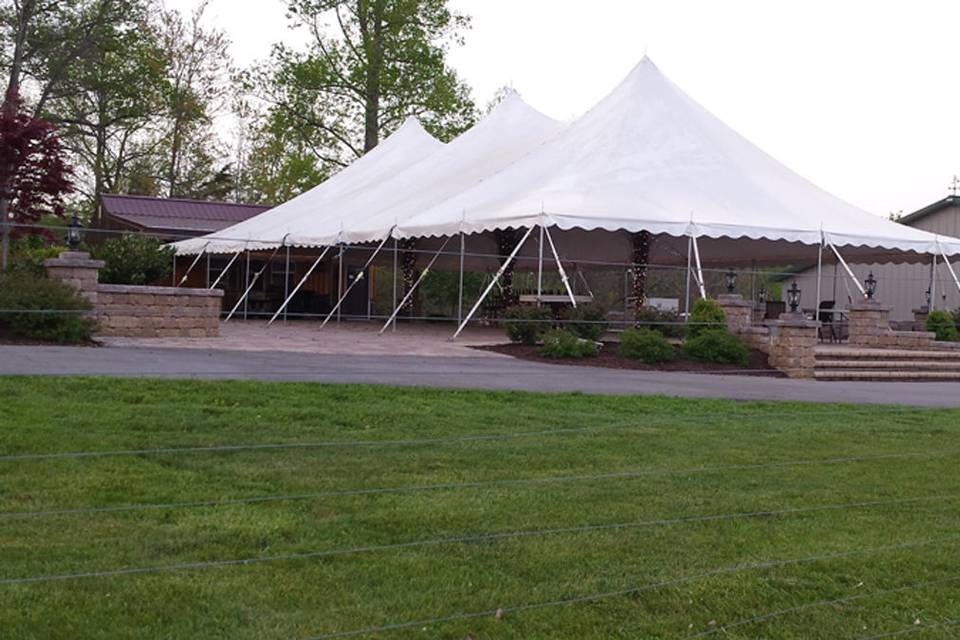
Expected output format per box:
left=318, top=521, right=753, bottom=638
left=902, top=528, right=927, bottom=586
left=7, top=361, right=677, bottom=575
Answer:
left=457, top=232, right=465, bottom=325
left=336, top=245, right=344, bottom=324
left=177, top=243, right=209, bottom=287
left=684, top=236, right=692, bottom=322
left=930, top=252, right=938, bottom=311
left=210, top=250, right=242, bottom=290
left=453, top=225, right=535, bottom=340
left=283, top=245, right=291, bottom=323
left=690, top=234, right=706, bottom=299
left=392, top=238, right=399, bottom=332
left=321, top=234, right=392, bottom=329
left=543, top=224, right=577, bottom=308
left=243, top=250, right=251, bottom=320
left=380, top=237, right=452, bottom=334
left=828, top=242, right=865, bottom=297
left=576, top=266, right=595, bottom=300
left=172, top=253, right=177, bottom=286
left=267, top=246, right=330, bottom=326
left=205, top=252, right=211, bottom=289
left=227, top=245, right=282, bottom=322
left=537, top=224, right=544, bottom=307
left=940, top=245, right=960, bottom=298
left=815, top=238, right=823, bottom=317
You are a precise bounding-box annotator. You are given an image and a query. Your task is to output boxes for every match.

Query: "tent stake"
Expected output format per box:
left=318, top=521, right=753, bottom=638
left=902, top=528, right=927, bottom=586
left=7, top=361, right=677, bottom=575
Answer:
left=177, top=243, right=209, bottom=287
left=828, top=242, right=865, bottom=297
left=379, top=237, right=452, bottom=334
left=267, top=246, right=331, bottom=326
left=452, top=225, right=535, bottom=340
left=210, top=250, right=242, bottom=290
left=227, top=246, right=282, bottom=322
left=321, top=234, right=392, bottom=329
left=543, top=224, right=577, bottom=308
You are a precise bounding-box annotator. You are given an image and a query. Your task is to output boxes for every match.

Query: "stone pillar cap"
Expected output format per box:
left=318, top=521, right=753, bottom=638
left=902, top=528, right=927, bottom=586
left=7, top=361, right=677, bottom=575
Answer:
left=849, top=299, right=892, bottom=312
left=773, top=311, right=820, bottom=328
left=716, top=293, right=754, bottom=307
left=44, top=251, right=105, bottom=269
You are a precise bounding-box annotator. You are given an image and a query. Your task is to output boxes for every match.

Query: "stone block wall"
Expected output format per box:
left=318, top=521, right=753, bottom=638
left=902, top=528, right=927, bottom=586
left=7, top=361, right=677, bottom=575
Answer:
left=716, top=294, right=772, bottom=353
left=96, top=285, right=223, bottom=338
left=848, top=300, right=936, bottom=349
left=45, top=251, right=223, bottom=338
left=768, top=315, right=819, bottom=379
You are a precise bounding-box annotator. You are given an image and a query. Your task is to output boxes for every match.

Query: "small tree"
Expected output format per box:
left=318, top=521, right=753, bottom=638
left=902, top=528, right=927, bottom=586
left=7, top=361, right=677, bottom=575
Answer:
left=91, top=235, right=175, bottom=286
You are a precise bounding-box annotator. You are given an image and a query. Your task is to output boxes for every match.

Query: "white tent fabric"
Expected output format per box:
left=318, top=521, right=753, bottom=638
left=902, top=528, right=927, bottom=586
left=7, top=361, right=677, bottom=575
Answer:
left=390, top=57, right=960, bottom=259
left=174, top=92, right=565, bottom=255
left=173, top=117, right=444, bottom=255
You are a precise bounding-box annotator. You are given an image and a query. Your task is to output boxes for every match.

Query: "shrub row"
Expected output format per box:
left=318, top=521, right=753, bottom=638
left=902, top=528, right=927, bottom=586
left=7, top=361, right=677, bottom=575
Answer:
left=0, top=272, right=97, bottom=343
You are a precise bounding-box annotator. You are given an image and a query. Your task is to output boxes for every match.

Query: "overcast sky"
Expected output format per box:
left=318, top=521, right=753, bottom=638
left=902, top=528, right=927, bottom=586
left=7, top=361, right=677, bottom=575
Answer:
left=166, top=0, right=960, bottom=217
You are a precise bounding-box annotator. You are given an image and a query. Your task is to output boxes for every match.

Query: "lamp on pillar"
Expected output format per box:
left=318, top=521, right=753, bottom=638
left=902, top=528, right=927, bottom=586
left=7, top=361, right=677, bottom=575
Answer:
left=724, top=268, right=737, bottom=294
left=864, top=272, right=877, bottom=300
left=758, top=287, right=766, bottom=303
left=66, top=214, right=83, bottom=251
left=787, top=281, right=801, bottom=313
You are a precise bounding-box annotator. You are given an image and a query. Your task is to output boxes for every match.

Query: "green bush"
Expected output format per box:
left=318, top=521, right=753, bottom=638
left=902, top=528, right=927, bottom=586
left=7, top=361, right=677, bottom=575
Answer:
left=91, top=235, right=175, bottom=286
left=563, top=303, right=608, bottom=341
left=9, top=235, right=65, bottom=278
left=682, top=329, right=750, bottom=367
left=634, top=306, right=686, bottom=338
left=927, top=310, right=959, bottom=342
left=539, top=329, right=599, bottom=359
left=503, top=305, right=553, bottom=345
left=688, top=299, right=727, bottom=339
left=618, top=328, right=675, bottom=364
left=0, top=273, right=97, bottom=343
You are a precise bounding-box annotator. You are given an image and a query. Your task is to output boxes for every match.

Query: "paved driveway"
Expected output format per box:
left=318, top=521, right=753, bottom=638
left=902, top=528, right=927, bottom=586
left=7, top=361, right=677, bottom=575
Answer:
left=3, top=344, right=960, bottom=408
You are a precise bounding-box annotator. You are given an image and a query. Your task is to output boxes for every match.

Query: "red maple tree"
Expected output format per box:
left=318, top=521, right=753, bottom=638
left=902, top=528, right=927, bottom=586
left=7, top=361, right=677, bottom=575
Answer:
left=0, top=94, right=73, bottom=236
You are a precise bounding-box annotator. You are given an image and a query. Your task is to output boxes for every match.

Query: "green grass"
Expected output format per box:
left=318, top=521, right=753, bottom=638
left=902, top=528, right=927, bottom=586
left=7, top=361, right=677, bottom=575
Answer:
left=2, top=377, right=960, bottom=639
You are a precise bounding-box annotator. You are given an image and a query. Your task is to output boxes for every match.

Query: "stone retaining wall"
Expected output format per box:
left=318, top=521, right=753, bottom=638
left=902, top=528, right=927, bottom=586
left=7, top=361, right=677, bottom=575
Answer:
left=96, top=284, right=222, bottom=338
left=848, top=300, right=936, bottom=350
left=45, top=251, right=223, bottom=338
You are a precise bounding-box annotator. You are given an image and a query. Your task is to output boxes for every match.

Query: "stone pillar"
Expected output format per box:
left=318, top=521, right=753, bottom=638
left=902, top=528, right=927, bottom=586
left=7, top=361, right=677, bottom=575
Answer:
left=44, top=251, right=106, bottom=305
left=847, top=299, right=892, bottom=347
left=768, top=312, right=818, bottom=378
left=716, top=294, right=755, bottom=333
left=912, top=307, right=930, bottom=332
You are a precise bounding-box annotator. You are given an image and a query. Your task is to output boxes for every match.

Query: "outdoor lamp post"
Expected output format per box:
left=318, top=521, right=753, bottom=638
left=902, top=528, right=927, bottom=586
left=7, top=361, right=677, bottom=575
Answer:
left=66, top=213, right=83, bottom=251
left=787, top=281, right=801, bottom=313
left=758, top=287, right=766, bottom=303
left=724, top=268, right=737, bottom=294
left=864, top=272, right=877, bottom=300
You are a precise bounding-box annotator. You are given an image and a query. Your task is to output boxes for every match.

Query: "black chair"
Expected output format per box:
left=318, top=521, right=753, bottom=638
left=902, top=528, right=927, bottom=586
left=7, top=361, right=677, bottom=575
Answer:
left=817, top=300, right=837, bottom=342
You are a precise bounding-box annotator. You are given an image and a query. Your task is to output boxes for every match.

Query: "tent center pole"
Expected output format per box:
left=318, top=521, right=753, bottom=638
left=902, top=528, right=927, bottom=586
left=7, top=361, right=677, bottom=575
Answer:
left=453, top=226, right=535, bottom=340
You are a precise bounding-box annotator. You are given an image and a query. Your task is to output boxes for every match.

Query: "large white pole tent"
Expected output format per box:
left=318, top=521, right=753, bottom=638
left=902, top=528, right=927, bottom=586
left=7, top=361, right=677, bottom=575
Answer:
left=174, top=57, right=960, bottom=330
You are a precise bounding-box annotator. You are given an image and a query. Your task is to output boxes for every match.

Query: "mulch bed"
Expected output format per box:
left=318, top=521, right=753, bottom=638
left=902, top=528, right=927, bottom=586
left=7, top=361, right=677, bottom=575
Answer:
left=0, top=325, right=99, bottom=347
left=475, top=341, right=783, bottom=377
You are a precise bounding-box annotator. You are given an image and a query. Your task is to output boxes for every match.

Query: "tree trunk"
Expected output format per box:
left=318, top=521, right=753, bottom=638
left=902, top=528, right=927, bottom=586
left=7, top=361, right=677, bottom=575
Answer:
left=631, top=231, right=652, bottom=327
left=361, top=0, right=384, bottom=153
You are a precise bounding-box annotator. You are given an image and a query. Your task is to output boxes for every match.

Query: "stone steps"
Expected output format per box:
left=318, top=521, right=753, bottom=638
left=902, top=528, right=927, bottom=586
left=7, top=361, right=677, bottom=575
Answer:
left=814, top=370, right=960, bottom=381
left=815, top=346, right=960, bottom=381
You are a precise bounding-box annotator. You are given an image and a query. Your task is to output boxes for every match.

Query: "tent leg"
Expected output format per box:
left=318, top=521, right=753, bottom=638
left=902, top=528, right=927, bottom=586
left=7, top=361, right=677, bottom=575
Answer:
left=178, top=244, right=209, bottom=287
left=243, top=250, right=250, bottom=320
left=205, top=252, right=211, bottom=289
left=283, top=245, right=291, bottom=323
left=392, top=238, right=399, bottom=332
left=543, top=225, right=577, bottom=307
left=172, top=253, right=177, bottom=286
left=453, top=226, right=535, bottom=340
left=828, top=242, right=865, bottom=297
left=321, top=235, right=391, bottom=329
left=380, top=237, right=452, bottom=334
left=815, top=240, right=823, bottom=316
left=684, top=237, right=692, bottom=322
left=576, top=266, right=595, bottom=300
left=210, top=250, right=242, bottom=290
left=457, top=232, right=465, bottom=325
left=227, top=246, right=282, bottom=322
left=268, top=246, right=331, bottom=326
left=690, top=234, right=706, bottom=299
left=930, top=253, right=938, bottom=312
left=537, top=225, right=544, bottom=307
left=336, top=246, right=344, bottom=324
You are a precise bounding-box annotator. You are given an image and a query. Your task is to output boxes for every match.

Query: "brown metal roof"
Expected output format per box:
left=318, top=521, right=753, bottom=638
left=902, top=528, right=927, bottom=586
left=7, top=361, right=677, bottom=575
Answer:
left=101, top=194, right=270, bottom=236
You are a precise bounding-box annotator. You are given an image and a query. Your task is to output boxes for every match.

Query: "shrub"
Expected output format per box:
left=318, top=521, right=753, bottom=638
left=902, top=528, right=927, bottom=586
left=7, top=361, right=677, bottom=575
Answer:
left=539, top=329, right=599, bottom=359
left=927, top=310, right=959, bottom=342
left=634, top=306, right=686, bottom=338
left=9, top=235, right=65, bottom=278
left=682, top=329, right=750, bottom=367
left=688, top=298, right=727, bottom=339
left=503, top=305, right=553, bottom=345
left=0, top=272, right=96, bottom=343
left=618, top=328, right=675, bottom=364
left=91, top=234, right=175, bottom=285
left=563, top=302, right=608, bottom=341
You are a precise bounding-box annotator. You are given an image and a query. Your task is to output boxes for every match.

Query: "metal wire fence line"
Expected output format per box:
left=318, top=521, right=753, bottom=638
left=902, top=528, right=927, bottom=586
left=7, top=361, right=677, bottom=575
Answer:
left=1, top=497, right=956, bottom=587
left=859, top=618, right=960, bottom=639
left=300, top=535, right=960, bottom=639
left=2, top=452, right=955, bottom=521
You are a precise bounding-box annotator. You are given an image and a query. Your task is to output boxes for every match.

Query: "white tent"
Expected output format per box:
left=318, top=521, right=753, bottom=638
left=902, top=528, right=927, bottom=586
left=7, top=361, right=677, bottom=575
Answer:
left=172, top=116, right=444, bottom=256
left=174, top=91, right=564, bottom=255
left=383, top=57, right=960, bottom=266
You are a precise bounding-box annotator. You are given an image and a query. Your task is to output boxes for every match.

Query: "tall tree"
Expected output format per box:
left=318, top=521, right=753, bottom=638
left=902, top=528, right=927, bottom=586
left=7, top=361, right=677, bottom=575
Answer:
left=251, top=0, right=476, bottom=187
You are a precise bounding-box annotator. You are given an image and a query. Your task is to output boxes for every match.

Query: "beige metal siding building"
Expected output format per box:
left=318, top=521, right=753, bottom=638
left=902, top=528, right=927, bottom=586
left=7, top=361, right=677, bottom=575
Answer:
left=791, top=197, right=960, bottom=322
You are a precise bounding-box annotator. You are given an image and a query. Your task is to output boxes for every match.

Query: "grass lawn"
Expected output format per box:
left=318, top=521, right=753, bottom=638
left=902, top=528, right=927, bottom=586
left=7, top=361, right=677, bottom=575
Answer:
left=2, top=377, right=960, bottom=639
